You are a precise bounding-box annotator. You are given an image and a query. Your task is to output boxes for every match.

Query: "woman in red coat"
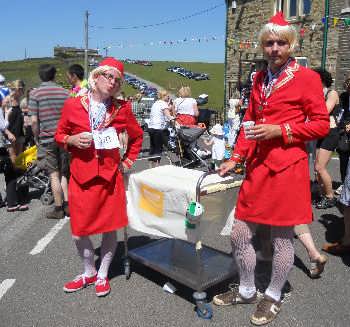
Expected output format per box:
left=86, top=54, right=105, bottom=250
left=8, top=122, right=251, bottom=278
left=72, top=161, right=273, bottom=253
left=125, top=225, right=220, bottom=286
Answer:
left=55, top=57, right=143, bottom=297
left=213, top=13, right=329, bottom=325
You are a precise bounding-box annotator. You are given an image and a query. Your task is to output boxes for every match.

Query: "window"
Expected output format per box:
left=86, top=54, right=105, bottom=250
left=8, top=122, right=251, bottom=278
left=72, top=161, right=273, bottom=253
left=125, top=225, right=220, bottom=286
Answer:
left=275, top=0, right=312, bottom=19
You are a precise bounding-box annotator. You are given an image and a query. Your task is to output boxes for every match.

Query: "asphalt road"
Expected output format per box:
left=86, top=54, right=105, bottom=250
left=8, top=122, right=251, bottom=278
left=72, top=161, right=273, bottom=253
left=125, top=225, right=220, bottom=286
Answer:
left=0, top=150, right=349, bottom=327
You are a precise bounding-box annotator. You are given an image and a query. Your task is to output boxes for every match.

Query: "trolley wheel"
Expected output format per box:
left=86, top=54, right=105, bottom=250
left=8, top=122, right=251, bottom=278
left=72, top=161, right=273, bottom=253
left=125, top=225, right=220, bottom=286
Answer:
left=123, top=258, right=131, bottom=280
left=196, top=303, right=213, bottom=320
left=40, top=193, right=54, bottom=206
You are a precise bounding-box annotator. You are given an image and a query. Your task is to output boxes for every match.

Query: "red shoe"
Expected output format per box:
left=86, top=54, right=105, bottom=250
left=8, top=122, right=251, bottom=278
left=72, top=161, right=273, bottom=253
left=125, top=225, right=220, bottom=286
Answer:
left=63, top=274, right=97, bottom=293
left=95, top=277, right=111, bottom=297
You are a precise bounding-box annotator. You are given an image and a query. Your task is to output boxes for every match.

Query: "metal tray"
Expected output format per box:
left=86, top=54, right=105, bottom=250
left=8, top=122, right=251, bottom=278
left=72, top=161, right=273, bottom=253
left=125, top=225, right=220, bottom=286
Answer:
left=128, top=238, right=237, bottom=292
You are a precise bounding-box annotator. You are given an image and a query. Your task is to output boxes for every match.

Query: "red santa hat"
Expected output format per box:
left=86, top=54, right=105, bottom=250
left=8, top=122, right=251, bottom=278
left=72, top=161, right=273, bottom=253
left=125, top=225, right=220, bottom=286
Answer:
left=99, top=57, right=124, bottom=78
left=268, top=11, right=289, bottom=26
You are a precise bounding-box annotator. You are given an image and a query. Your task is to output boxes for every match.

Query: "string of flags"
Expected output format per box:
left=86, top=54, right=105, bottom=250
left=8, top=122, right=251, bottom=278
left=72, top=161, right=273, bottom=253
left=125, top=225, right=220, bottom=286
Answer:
left=102, top=35, right=225, bottom=50
left=100, top=15, right=350, bottom=51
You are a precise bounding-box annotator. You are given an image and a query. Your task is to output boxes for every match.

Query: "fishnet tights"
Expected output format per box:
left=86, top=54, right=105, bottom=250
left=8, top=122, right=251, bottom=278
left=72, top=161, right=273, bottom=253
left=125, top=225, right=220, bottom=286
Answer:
left=231, top=220, right=294, bottom=299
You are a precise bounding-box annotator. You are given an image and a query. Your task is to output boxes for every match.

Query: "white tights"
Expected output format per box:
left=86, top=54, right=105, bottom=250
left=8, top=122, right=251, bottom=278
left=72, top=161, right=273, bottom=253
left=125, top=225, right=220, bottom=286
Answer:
left=73, top=231, right=117, bottom=279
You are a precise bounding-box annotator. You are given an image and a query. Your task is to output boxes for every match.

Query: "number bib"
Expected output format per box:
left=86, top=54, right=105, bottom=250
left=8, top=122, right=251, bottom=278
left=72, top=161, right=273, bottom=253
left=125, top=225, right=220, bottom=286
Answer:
left=92, top=127, right=120, bottom=149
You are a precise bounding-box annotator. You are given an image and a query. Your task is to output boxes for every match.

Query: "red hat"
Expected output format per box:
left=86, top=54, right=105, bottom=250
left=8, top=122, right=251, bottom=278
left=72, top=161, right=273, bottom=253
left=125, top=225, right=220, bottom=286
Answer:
left=268, top=11, right=289, bottom=26
left=99, top=57, right=124, bottom=77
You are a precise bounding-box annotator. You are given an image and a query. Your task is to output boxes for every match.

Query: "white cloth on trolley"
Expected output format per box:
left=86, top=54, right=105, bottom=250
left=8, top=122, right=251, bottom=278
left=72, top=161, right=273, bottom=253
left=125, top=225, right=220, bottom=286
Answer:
left=127, top=165, right=239, bottom=240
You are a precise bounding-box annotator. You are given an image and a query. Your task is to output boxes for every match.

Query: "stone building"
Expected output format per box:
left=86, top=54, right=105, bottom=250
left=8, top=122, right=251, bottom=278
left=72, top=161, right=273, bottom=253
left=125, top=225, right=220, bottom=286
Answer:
left=224, top=0, right=350, bottom=111
left=54, top=46, right=101, bottom=60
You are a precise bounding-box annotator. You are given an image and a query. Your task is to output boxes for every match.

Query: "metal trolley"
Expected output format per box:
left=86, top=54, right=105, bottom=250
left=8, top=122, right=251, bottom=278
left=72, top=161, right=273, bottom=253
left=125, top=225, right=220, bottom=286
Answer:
left=122, top=171, right=239, bottom=319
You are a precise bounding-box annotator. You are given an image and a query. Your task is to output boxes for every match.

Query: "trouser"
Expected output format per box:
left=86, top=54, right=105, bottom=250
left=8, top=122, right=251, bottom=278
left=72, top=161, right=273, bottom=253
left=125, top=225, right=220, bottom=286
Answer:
left=4, top=161, right=28, bottom=207
left=338, top=151, right=350, bottom=184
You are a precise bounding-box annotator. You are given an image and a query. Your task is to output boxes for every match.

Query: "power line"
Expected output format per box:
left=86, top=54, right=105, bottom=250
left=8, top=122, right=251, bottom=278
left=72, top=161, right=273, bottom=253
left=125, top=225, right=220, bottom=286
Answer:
left=89, top=3, right=224, bottom=30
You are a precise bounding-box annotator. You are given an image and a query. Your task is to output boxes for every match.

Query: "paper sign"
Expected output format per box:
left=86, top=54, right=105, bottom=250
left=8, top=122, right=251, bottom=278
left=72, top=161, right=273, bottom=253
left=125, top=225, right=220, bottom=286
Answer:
left=139, top=183, right=164, bottom=218
left=92, top=127, right=120, bottom=149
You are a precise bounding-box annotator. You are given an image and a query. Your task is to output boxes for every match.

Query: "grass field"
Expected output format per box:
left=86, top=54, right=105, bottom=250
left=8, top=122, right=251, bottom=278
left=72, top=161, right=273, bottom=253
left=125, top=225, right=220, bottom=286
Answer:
left=0, top=58, right=225, bottom=110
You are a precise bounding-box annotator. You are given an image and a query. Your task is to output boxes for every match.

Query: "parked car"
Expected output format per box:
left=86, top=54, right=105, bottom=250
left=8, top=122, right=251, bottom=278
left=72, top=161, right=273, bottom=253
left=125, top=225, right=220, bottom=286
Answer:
left=196, top=94, right=209, bottom=105
left=194, top=73, right=210, bottom=81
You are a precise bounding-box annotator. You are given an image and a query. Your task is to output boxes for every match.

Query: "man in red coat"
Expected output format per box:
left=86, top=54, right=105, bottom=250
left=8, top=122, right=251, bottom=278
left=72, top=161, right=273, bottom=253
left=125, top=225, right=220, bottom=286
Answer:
left=213, top=12, right=329, bottom=325
left=55, top=57, right=143, bottom=297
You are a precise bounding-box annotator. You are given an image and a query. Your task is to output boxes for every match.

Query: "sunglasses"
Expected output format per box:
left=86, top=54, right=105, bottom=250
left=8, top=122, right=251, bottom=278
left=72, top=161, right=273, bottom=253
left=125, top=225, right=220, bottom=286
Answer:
left=264, top=40, right=288, bottom=47
left=100, top=72, right=121, bottom=83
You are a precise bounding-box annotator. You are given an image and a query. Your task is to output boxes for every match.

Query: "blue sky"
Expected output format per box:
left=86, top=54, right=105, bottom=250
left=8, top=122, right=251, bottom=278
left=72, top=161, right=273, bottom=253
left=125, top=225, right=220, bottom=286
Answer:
left=2, top=0, right=226, bottom=63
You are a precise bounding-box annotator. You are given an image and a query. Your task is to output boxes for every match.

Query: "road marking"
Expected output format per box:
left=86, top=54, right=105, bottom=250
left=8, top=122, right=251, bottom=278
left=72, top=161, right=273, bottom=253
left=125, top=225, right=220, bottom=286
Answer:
left=29, top=217, right=69, bottom=255
left=0, top=279, right=16, bottom=300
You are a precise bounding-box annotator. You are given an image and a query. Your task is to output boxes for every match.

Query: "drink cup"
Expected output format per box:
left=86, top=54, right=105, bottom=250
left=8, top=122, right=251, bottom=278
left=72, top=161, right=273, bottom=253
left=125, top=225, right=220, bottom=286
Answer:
left=242, top=121, right=255, bottom=139
left=81, top=131, right=93, bottom=147
left=81, top=131, right=93, bottom=140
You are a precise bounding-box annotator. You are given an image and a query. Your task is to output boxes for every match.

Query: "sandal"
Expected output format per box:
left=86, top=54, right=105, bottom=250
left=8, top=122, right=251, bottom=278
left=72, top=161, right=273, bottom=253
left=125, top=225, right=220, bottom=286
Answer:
left=7, top=205, right=20, bottom=212
left=18, top=204, right=29, bottom=211
left=309, top=254, right=328, bottom=279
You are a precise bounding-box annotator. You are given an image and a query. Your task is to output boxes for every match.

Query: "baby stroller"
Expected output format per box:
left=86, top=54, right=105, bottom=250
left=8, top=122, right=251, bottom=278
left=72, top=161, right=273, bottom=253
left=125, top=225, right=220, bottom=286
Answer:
left=15, top=146, right=53, bottom=205
left=166, top=124, right=212, bottom=171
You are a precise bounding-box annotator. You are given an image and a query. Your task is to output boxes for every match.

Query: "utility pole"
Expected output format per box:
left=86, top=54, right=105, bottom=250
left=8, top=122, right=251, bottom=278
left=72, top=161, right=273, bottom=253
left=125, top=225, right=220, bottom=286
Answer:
left=321, top=0, right=329, bottom=70
left=103, top=46, right=110, bottom=57
left=223, top=0, right=230, bottom=120
left=84, top=10, right=89, bottom=79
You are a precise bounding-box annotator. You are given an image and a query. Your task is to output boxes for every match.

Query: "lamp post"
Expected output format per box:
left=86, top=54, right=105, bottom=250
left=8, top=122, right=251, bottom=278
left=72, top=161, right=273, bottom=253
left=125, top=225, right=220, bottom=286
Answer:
left=224, top=0, right=234, bottom=121
left=321, top=0, right=329, bottom=70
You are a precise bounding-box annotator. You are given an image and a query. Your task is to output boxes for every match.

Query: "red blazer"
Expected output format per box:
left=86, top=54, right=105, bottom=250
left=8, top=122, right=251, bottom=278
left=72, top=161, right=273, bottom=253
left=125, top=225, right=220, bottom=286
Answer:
left=232, top=60, right=330, bottom=172
left=55, top=95, right=143, bottom=185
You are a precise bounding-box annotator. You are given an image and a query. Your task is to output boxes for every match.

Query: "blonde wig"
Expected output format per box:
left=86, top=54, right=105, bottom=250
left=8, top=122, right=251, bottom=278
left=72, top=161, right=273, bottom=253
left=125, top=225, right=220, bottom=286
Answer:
left=259, top=23, right=298, bottom=53
left=88, top=65, right=123, bottom=93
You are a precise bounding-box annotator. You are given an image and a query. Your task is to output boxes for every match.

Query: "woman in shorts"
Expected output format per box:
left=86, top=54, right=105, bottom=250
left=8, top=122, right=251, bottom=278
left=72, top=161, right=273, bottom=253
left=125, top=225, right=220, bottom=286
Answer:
left=314, top=69, right=340, bottom=209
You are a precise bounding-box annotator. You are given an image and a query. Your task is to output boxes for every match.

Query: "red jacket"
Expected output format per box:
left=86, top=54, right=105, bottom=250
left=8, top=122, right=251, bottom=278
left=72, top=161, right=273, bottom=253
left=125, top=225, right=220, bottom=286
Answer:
left=55, top=95, right=143, bottom=185
left=232, top=60, right=330, bottom=172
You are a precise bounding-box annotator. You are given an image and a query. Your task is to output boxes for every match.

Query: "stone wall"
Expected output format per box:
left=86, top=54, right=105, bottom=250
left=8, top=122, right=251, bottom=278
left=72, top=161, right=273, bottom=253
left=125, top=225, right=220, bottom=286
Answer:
left=335, top=5, right=350, bottom=90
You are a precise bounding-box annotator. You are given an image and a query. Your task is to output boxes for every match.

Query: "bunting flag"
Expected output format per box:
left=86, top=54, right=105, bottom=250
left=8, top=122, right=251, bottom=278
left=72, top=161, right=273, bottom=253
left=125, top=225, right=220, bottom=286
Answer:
left=322, top=15, right=350, bottom=28
left=333, top=17, right=339, bottom=27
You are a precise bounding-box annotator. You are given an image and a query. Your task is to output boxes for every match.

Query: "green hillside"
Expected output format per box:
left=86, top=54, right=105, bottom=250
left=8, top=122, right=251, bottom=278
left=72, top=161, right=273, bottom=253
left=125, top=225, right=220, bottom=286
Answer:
left=124, top=61, right=225, bottom=109
left=0, top=58, right=225, bottom=109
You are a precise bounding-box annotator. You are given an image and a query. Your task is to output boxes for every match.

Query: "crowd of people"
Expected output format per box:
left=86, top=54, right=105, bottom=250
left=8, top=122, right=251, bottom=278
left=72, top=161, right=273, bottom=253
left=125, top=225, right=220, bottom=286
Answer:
left=1, top=10, right=350, bottom=325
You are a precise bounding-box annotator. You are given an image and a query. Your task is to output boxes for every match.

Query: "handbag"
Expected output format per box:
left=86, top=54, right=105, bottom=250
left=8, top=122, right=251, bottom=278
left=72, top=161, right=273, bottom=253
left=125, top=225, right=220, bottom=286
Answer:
left=337, top=130, right=350, bottom=152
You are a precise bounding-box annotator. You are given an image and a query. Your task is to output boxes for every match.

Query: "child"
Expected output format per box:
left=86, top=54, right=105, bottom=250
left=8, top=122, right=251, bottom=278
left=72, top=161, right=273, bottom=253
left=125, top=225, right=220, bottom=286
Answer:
left=227, top=98, right=243, bottom=148
left=204, top=123, right=226, bottom=170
